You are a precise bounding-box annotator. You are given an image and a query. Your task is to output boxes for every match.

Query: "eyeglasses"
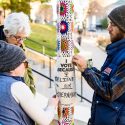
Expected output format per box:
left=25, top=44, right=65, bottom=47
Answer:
left=12, top=35, right=27, bottom=43
left=23, top=60, right=28, bottom=68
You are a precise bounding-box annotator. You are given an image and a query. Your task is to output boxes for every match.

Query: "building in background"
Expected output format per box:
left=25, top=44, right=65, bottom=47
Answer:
left=30, top=1, right=53, bottom=24
left=30, top=1, right=41, bottom=23
left=85, top=0, right=124, bottom=31
left=86, top=1, right=106, bottom=31
left=105, top=0, right=125, bottom=15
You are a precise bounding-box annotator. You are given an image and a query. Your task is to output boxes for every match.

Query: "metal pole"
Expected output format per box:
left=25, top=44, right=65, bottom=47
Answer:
left=55, top=0, right=76, bottom=124
left=42, top=46, right=45, bottom=54
left=81, top=73, right=83, bottom=102
left=41, top=46, right=45, bottom=69
left=42, top=59, right=45, bottom=69
left=49, top=57, right=52, bottom=88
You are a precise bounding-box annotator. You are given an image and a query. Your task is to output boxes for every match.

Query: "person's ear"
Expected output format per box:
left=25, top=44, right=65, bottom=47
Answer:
left=3, top=29, right=9, bottom=37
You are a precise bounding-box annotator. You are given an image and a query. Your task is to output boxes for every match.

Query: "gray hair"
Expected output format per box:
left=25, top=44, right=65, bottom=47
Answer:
left=3, top=12, right=31, bottom=37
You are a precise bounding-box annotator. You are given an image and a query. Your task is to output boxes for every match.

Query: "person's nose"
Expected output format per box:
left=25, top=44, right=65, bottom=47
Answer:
left=107, top=24, right=112, bottom=32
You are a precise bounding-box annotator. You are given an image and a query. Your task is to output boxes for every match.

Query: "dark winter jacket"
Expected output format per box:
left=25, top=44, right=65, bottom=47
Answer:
left=82, top=38, right=125, bottom=125
left=0, top=72, right=35, bottom=125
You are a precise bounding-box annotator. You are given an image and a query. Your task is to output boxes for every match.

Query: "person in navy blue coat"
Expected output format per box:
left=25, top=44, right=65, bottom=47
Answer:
left=72, top=5, right=125, bottom=125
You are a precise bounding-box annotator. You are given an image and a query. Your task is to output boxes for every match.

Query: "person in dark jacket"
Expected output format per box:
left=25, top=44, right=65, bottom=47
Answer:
left=0, top=12, right=36, bottom=94
left=0, top=41, right=58, bottom=125
left=72, top=5, right=125, bottom=125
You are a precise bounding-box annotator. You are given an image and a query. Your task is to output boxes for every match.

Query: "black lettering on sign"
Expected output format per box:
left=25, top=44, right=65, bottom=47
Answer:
left=62, top=83, right=72, bottom=89
left=57, top=62, right=74, bottom=72
left=57, top=92, right=77, bottom=98
left=55, top=77, right=74, bottom=82
left=64, top=71, right=68, bottom=77
left=61, top=63, right=72, bottom=68
left=57, top=67, right=74, bottom=72
left=66, top=59, right=67, bottom=63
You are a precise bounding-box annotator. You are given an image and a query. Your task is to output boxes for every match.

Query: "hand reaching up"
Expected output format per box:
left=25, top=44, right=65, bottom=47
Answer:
left=72, top=54, right=87, bottom=72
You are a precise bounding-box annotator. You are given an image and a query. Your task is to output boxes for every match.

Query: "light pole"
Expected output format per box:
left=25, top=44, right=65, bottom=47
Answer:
left=55, top=0, right=76, bottom=124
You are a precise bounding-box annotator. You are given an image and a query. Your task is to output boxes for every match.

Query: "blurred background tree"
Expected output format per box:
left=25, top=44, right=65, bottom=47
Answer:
left=0, top=0, right=50, bottom=17
left=101, top=18, right=108, bottom=29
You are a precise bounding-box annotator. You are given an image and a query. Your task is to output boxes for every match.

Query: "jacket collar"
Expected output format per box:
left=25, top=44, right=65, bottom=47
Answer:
left=106, top=38, right=125, bottom=56
left=0, top=72, right=25, bottom=82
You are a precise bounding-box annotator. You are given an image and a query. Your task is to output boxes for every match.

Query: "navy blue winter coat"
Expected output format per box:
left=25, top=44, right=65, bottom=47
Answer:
left=82, top=38, right=125, bottom=125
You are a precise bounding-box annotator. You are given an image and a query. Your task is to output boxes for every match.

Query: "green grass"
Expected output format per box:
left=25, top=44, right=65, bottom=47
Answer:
left=24, top=23, right=57, bottom=56
left=24, top=23, right=79, bottom=57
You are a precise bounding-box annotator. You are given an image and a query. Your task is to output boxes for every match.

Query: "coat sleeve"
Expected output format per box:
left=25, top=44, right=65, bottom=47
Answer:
left=82, top=62, right=125, bottom=102
left=12, top=82, right=55, bottom=125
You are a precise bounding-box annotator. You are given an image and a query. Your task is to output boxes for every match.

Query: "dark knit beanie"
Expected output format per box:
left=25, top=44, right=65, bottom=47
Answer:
left=108, top=5, right=125, bottom=32
left=0, top=40, right=26, bottom=72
